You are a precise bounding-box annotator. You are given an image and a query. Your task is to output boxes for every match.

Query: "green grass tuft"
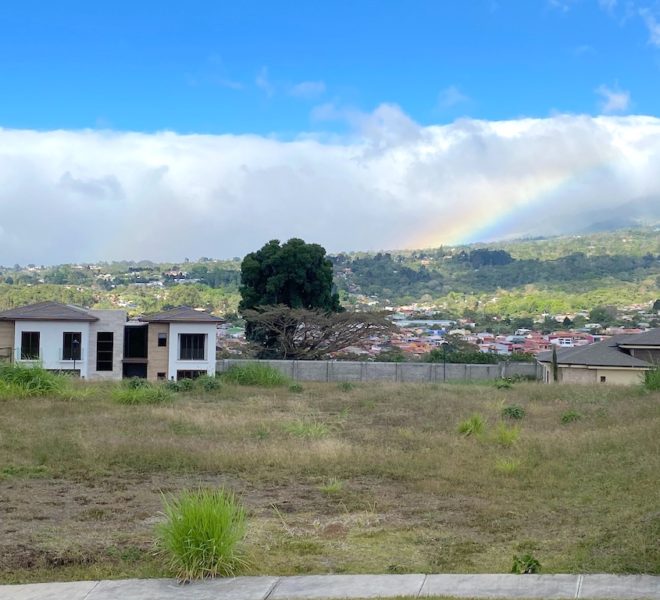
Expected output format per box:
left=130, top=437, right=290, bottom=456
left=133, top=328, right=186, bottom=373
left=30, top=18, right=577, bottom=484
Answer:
left=457, top=414, right=486, bottom=437
left=0, top=363, right=66, bottom=398
left=644, top=367, right=660, bottom=391
left=156, top=488, right=247, bottom=580
left=219, top=364, right=289, bottom=387
left=283, top=419, right=330, bottom=439
left=493, top=422, right=520, bottom=447
left=561, top=410, right=582, bottom=424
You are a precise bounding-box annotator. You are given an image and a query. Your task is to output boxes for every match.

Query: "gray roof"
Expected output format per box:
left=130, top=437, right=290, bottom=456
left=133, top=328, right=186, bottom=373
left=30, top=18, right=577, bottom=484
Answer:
left=537, top=336, right=652, bottom=369
left=0, top=301, right=98, bottom=322
left=617, top=328, right=660, bottom=347
left=140, top=306, right=224, bottom=323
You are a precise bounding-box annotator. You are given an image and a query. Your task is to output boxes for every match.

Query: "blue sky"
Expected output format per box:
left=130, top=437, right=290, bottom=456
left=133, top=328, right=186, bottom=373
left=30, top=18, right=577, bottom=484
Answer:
left=1, top=0, right=659, bottom=135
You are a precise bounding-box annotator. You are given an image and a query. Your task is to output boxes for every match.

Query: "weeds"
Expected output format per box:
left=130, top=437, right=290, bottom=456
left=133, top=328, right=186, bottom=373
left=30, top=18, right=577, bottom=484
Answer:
left=511, top=553, right=541, bottom=574
left=457, top=414, right=486, bottom=437
left=318, top=478, right=344, bottom=494
left=112, top=386, right=174, bottom=405
left=495, top=458, right=520, bottom=475
left=501, top=404, right=525, bottom=420
left=561, top=410, right=582, bottom=424
left=156, top=488, right=247, bottom=580
left=493, top=422, right=520, bottom=447
left=289, top=383, right=304, bottom=393
left=195, top=375, right=222, bottom=392
left=644, top=368, right=660, bottom=391
left=283, top=419, right=330, bottom=439
left=338, top=382, right=355, bottom=392
left=0, top=363, right=65, bottom=398
left=219, top=364, right=289, bottom=387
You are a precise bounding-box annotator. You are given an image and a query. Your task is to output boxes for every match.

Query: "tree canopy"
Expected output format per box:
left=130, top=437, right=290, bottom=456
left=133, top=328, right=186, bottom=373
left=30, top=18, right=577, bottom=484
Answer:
left=239, top=238, right=340, bottom=312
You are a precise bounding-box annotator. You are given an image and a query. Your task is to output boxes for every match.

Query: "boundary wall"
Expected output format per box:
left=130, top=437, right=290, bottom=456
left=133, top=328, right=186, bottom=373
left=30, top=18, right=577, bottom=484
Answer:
left=216, top=359, right=542, bottom=383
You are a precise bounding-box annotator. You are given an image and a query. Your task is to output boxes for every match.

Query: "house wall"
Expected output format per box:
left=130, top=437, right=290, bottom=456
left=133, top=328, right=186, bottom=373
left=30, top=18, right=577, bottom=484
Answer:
left=87, top=310, right=126, bottom=381
left=147, top=323, right=170, bottom=380
left=558, top=366, right=596, bottom=384
left=629, top=348, right=660, bottom=365
left=595, top=368, right=645, bottom=386
left=14, top=320, right=91, bottom=378
left=0, top=321, right=14, bottom=361
left=168, top=323, right=217, bottom=380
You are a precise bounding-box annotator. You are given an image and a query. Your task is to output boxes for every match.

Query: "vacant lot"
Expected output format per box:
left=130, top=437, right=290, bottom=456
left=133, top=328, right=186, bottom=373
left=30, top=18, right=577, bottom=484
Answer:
left=0, top=379, right=658, bottom=583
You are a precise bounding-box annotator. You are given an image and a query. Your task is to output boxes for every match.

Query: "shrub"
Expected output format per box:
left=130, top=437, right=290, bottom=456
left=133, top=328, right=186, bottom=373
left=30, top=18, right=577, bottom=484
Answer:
left=495, top=379, right=512, bottom=389
left=219, top=364, right=289, bottom=387
left=338, top=382, right=355, bottom=392
left=493, top=422, right=520, bottom=447
left=457, top=414, right=486, bottom=437
left=125, top=377, right=151, bottom=390
left=289, top=383, right=304, bottom=393
left=195, top=375, right=222, bottom=392
left=501, top=404, right=525, bottom=420
left=511, top=553, right=541, bottom=574
left=156, top=488, right=247, bottom=580
left=177, top=378, right=195, bottom=392
left=112, top=386, right=174, bottom=405
left=644, top=368, right=660, bottom=391
left=561, top=410, right=582, bottom=424
left=0, top=363, right=65, bottom=397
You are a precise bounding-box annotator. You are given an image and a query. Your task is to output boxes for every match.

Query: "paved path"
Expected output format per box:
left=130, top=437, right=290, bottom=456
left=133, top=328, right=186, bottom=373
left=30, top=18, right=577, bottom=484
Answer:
left=1, top=574, right=658, bottom=600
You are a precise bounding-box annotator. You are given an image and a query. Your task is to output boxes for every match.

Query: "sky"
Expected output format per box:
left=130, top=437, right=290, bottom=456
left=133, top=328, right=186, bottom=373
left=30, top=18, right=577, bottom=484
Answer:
left=1, top=0, right=660, bottom=263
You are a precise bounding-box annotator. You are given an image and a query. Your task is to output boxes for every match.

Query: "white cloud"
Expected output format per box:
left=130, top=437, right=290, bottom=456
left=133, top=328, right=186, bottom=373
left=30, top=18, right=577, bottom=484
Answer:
left=1, top=111, right=660, bottom=264
left=640, top=8, right=660, bottom=47
left=289, top=80, right=326, bottom=99
left=255, top=66, right=274, bottom=96
left=438, top=85, right=470, bottom=109
left=596, top=84, right=631, bottom=113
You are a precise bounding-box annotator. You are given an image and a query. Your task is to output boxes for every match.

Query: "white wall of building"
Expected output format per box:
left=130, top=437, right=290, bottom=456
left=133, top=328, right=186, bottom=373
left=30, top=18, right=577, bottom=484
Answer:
left=168, top=322, right=217, bottom=380
left=14, top=320, right=91, bottom=378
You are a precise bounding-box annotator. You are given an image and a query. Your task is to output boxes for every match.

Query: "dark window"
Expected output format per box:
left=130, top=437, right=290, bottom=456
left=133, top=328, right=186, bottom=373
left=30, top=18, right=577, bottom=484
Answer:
left=158, top=332, right=167, bottom=347
left=96, top=332, right=114, bottom=371
left=62, top=332, right=82, bottom=360
left=177, top=369, right=207, bottom=380
left=124, top=325, right=148, bottom=359
left=179, top=334, right=206, bottom=360
left=157, top=372, right=166, bottom=380
left=21, top=331, right=40, bottom=360
left=600, top=376, right=606, bottom=383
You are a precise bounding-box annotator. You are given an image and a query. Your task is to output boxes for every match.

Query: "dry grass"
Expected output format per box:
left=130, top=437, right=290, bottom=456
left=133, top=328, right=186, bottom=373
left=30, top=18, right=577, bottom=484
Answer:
left=0, top=380, right=658, bottom=582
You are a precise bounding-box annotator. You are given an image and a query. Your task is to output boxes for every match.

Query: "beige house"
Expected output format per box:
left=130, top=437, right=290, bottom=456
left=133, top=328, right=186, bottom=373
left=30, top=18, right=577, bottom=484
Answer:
left=0, top=302, right=223, bottom=382
left=537, top=331, right=659, bottom=385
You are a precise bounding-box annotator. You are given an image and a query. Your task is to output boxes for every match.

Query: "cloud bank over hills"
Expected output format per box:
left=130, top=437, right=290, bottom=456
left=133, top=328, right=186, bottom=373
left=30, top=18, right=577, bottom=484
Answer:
left=1, top=108, right=659, bottom=264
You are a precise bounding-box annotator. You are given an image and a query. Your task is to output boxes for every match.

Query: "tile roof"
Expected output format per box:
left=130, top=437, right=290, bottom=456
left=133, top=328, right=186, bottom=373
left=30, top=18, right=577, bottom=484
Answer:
left=0, top=301, right=98, bottom=322
left=536, top=335, right=652, bottom=369
left=140, top=306, right=224, bottom=323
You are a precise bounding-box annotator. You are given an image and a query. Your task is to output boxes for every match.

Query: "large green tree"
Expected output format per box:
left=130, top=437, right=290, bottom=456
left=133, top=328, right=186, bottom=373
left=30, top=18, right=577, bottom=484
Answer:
left=239, top=239, right=340, bottom=312
left=239, top=239, right=341, bottom=356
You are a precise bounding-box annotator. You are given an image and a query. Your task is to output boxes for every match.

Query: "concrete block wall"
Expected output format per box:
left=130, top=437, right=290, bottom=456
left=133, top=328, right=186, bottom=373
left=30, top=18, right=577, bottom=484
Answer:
left=216, top=359, right=542, bottom=383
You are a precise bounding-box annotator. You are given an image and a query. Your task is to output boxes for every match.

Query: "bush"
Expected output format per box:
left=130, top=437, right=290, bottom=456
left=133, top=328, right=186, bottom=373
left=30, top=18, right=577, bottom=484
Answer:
left=196, top=375, right=222, bottom=392
left=219, top=364, right=289, bottom=387
left=561, top=410, right=582, bottom=424
left=495, top=379, right=512, bottom=389
left=156, top=488, right=247, bottom=580
left=457, top=414, right=486, bottom=437
left=0, top=363, right=65, bottom=398
left=125, top=377, right=152, bottom=390
left=112, top=386, right=174, bottom=405
left=511, top=553, right=541, bottom=574
left=338, top=382, right=355, bottom=392
left=501, top=404, right=525, bottom=420
left=288, top=383, right=304, bottom=393
left=177, top=378, right=195, bottom=392
left=644, top=368, right=660, bottom=391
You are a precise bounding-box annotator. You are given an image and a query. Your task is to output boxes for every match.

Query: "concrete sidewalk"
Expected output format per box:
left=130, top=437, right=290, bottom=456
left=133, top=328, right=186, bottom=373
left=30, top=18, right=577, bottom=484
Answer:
left=2, top=574, right=658, bottom=600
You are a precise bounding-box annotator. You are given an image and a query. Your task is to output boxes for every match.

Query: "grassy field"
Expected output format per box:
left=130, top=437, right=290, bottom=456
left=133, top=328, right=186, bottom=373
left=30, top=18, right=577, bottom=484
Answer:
left=0, top=374, right=658, bottom=583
